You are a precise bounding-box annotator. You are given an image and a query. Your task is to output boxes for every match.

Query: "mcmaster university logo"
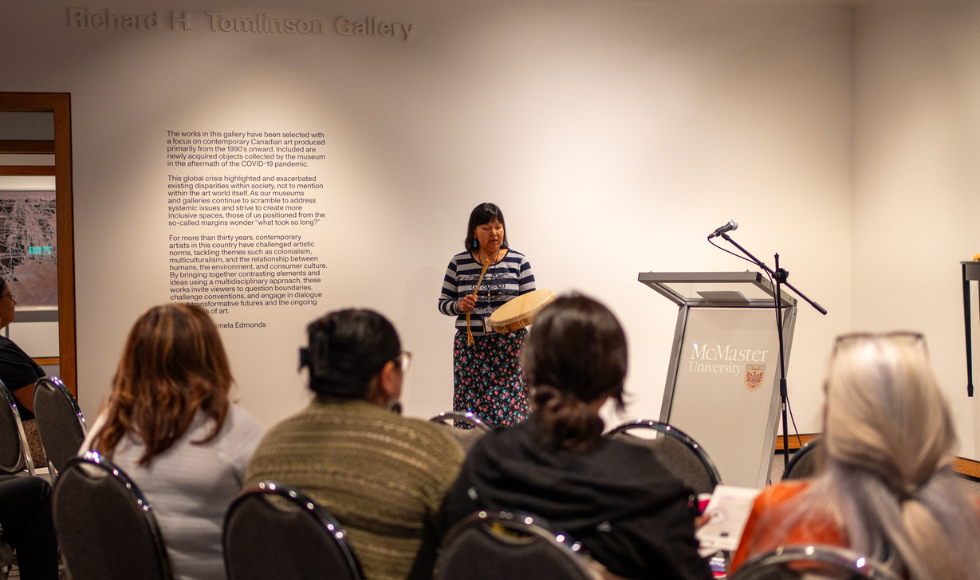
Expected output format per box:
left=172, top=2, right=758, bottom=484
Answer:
left=744, top=364, right=766, bottom=392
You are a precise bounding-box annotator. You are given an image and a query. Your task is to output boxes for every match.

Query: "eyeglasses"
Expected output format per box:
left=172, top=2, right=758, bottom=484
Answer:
left=392, top=351, right=412, bottom=372
left=0, top=293, right=14, bottom=302
left=832, top=331, right=927, bottom=357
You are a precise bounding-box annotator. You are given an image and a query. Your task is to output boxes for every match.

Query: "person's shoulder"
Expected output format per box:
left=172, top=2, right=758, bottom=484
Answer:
left=601, top=432, right=668, bottom=461
left=0, top=335, right=28, bottom=357
left=394, top=414, right=466, bottom=458
left=462, top=418, right=535, bottom=460
left=503, top=248, right=527, bottom=260
left=225, top=404, right=266, bottom=438
left=259, top=402, right=320, bottom=436
left=757, top=480, right=809, bottom=506
left=597, top=436, right=694, bottom=485
left=202, top=405, right=264, bottom=463
left=450, top=251, right=474, bottom=263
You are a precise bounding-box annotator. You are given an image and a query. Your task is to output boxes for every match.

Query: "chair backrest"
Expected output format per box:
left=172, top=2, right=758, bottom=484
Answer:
left=0, top=380, right=34, bottom=476
left=52, top=452, right=173, bottom=580
left=33, top=376, right=86, bottom=477
left=783, top=438, right=822, bottom=481
left=606, top=420, right=721, bottom=495
left=429, top=412, right=491, bottom=452
left=429, top=411, right=491, bottom=431
left=224, top=481, right=364, bottom=580
left=434, top=510, right=600, bottom=580
left=730, top=545, right=902, bottom=580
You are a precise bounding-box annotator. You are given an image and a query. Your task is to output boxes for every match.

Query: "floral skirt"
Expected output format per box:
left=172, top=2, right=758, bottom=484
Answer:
left=453, top=329, right=529, bottom=427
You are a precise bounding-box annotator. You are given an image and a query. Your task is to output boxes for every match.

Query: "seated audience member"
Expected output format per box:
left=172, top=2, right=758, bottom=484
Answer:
left=83, top=304, right=265, bottom=580
left=732, top=333, right=980, bottom=580
left=0, top=476, right=58, bottom=580
left=0, top=278, right=48, bottom=466
left=443, top=294, right=712, bottom=580
left=245, top=308, right=464, bottom=580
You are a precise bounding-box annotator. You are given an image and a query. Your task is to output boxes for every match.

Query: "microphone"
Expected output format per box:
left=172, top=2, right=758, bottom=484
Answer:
left=708, top=219, right=738, bottom=239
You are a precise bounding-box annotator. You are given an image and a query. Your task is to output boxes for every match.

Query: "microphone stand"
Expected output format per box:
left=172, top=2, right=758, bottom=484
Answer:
left=717, top=232, right=827, bottom=469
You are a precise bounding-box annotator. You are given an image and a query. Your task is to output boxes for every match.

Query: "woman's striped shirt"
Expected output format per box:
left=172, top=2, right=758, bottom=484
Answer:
left=438, top=249, right=536, bottom=336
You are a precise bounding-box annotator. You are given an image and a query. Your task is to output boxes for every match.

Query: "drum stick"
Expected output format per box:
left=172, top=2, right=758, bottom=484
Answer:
left=466, top=258, right=491, bottom=345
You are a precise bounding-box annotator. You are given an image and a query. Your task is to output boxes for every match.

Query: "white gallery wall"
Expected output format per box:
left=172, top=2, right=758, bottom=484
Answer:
left=2, top=0, right=856, bottom=446
left=853, top=0, right=980, bottom=460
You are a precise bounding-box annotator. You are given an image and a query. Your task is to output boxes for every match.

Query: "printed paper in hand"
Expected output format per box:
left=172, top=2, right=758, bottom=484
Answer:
left=695, top=485, right=760, bottom=552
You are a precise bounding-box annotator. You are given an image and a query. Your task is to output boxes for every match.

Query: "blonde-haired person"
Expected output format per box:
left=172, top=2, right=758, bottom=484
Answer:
left=731, top=333, right=980, bottom=580
left=82, top=304, right=265, bottom=580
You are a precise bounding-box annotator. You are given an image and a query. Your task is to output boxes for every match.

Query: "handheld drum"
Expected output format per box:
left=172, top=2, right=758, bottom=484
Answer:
left=489, top=289, right=556, bottom=333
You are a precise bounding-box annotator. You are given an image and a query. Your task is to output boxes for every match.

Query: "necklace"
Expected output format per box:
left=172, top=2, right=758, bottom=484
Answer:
left=470, top=248, right=501, bottom=304
left=485, top=248, right=501, bottom=303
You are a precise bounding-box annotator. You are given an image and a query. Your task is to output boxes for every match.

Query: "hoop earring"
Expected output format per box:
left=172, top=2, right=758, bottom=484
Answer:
left=386, top=398, right=402, bottom=415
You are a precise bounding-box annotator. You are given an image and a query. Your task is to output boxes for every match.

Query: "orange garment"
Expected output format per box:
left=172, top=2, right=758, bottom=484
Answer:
left=730, top=481, right=845, bottom=572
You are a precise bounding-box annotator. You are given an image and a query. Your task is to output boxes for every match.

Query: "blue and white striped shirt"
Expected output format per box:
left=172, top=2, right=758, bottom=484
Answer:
left=438, top=249, right=536, bottom=336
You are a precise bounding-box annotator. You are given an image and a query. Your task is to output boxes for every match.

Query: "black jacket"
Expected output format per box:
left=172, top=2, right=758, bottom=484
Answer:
left=443, top=418, right=712, bottom=580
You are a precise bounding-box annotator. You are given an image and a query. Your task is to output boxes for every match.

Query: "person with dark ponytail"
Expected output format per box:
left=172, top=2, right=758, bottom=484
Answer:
left=443, top=294, right=712, bottom=580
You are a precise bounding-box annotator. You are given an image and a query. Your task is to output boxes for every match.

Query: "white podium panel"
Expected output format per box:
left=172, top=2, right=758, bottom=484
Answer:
left=666, top=307, right=783, bottom=488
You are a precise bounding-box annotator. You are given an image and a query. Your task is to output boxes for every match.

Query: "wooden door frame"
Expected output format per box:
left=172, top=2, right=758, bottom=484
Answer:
left=0, top=93, right=77, bottom=396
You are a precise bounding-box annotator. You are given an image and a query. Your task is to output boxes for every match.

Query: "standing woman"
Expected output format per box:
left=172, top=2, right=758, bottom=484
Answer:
left=438, top=203, right=535, bottom=427
left=83, top=304, right=265, bottom=580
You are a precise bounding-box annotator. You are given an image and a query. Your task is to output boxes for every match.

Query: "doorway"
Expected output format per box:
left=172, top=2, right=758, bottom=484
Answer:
left=0, top=93, right=77, bottom=396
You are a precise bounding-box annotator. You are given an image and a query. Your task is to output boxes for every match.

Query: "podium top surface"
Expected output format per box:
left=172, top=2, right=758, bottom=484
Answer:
left=638, top=271, right=796, bottom=307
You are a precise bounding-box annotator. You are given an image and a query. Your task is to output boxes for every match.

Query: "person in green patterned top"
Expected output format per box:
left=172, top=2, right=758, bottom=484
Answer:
left=245, top=308, right=464, bottom=580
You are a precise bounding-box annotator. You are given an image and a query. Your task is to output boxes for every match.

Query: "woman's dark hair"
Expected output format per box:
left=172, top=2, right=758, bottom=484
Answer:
left=523, top=294, right=627, bottom=452
left=303, top=308, right=401, bottom=399
left=463, top=202, right=509, bottom=251
left=94, top=304, right=232, bottom=467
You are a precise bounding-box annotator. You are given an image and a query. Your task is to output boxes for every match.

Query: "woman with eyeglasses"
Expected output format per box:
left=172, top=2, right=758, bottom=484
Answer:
left=0, top=280, right=48, bottom=465
left=246, top=308, right=465, bottom=580
left=82, top=304, right=265, bottom=580
left=731, top=333, right=980, bottom=580
left=437, top=202, right=536, bottom=427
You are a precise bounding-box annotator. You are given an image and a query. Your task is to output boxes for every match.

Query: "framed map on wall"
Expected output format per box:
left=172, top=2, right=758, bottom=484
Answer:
left=0, top=191, right=57, bottom=306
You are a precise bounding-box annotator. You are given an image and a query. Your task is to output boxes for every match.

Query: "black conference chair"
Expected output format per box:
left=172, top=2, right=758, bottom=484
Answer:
left=783, top=438, right=822, bottom=481
left=224, top=481, right=363, bottom=580
left=434, top=510, right=601, bottom=580
left=430, top=411, right=492, bottom=453
left=606, top=419, right=722, bottom=495
left=730, top=545, right=901, bottom=580
left=0, top=380, right=36, bottom=477
left=429, top=411, right=491, bottom=431
left=33, top=376, right=87, bottom=477
left=52, top=452, right=173, bottom=580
